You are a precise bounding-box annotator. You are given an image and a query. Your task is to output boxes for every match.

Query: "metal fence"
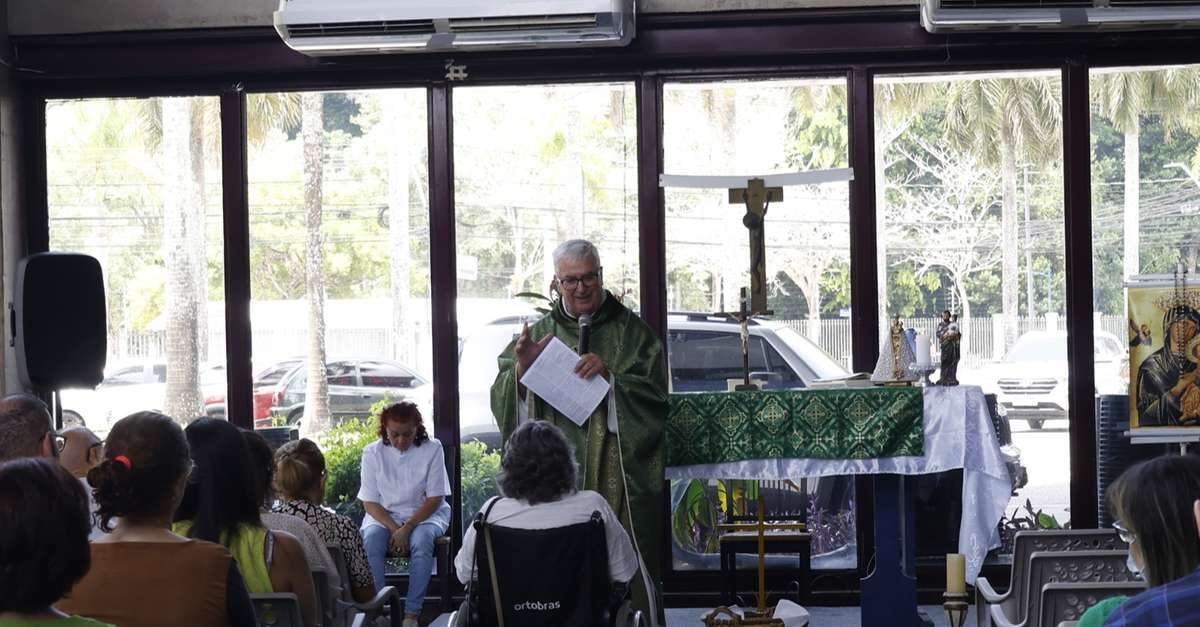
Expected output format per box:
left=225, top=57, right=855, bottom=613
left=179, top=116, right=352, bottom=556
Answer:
left=113, top=313, right=1127, bottom=376
left=785, top=314, right=1124, bottom=371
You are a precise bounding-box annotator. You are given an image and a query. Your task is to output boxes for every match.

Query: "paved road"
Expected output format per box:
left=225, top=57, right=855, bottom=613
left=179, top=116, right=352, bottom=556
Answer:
left=1007, top=421, right=1072, bottom=525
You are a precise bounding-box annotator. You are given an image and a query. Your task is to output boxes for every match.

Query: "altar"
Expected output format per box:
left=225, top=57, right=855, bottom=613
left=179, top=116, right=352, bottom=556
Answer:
left=666, top=384, right=1012, bottom=626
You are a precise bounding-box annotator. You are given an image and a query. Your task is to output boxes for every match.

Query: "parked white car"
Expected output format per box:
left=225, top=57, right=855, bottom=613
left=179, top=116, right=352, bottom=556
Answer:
left=59, top=362, right=226, bottom=436
left=978, top=330, right=1128, bottom=430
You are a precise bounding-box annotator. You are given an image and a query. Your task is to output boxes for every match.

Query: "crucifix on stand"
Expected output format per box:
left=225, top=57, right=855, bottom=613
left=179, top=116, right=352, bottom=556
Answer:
left=663, top=166, right=855, bottom=620
left=662, top=168, right=854, bottom=391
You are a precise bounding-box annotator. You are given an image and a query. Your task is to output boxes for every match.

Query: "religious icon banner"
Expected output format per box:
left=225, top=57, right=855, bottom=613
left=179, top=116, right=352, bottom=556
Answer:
left=666, top=387, right=924, bottom=466
left=1128, top=283, right=1200, bottom=428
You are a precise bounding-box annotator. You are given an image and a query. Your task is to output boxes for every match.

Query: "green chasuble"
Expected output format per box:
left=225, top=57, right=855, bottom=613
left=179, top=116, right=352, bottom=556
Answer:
left=491, top=292, right=669, bottom=623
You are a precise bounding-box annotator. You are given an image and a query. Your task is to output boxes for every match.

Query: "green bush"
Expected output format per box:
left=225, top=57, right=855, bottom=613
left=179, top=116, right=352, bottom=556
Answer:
left=320, top=400, right=387, bottom=525
left=460, top=440, right=502, bottom=529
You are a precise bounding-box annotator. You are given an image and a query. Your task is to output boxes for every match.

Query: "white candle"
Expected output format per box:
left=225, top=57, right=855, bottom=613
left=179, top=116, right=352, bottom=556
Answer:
left=915, top=332, right=931, bottom=366
left=946, top=553, right=966, bottom=594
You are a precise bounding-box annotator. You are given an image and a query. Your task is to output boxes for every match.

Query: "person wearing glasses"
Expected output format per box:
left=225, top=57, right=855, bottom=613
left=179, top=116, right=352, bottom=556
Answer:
left=0, top=394, right=59, bottom=462
left=491, top=238, right=669, bottom=625
left=1077, top=454, right=1200, bottom=627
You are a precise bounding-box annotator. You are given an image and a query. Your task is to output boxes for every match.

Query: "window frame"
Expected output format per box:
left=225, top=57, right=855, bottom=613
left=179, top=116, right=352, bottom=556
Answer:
left=22, top=11, right=1165, bottom=597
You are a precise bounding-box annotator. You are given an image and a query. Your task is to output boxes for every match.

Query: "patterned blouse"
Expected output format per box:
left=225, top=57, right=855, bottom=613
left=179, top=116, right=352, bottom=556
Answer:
left=272, top=498, right=375, bottom=592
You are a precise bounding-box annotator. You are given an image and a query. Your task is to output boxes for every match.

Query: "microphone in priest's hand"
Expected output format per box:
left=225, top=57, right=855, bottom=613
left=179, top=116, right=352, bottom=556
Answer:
left=579, top=313, right=593, bottom=355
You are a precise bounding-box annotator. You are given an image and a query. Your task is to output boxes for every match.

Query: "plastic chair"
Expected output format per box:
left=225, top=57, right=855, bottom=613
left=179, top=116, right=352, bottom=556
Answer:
left=976, top=529, right=1126, bottom=627
left=252, top=593, right=304, bottom=627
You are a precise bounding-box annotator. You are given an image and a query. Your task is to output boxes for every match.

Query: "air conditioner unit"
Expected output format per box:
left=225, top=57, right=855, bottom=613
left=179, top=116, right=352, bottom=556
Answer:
left=922, top=0, right=1200, bottom=32
left=274, top=0, right=636, bottom=56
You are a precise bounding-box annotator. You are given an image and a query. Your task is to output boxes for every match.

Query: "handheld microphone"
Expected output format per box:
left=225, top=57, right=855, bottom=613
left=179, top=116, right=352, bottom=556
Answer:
left=578, top=313, right=593, bottom=355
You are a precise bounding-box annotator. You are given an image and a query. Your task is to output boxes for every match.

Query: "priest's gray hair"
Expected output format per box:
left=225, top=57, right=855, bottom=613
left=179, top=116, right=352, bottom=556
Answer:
left=552, top=239, right=602, bottom=273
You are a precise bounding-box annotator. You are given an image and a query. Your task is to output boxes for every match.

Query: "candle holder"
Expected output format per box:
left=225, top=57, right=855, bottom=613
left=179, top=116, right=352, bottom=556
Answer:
left=943, top=591, right=968, bottom=627
left=907, top=363, right=937, bottom=387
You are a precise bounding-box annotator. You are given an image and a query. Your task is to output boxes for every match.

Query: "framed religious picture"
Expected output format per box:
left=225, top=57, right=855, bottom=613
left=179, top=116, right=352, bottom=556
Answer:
left=1128, top=280, right=1200, bottom=428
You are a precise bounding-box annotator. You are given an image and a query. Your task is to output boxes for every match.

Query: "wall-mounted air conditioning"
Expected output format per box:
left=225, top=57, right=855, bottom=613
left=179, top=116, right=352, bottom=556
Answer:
left=274, top=0, right=636, bottom=56
left=922, top=0, right=1200, bottom=32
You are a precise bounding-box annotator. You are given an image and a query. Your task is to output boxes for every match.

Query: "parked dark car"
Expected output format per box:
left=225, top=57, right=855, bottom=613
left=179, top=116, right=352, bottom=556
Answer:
left=269, top=359, right=428, bottom=426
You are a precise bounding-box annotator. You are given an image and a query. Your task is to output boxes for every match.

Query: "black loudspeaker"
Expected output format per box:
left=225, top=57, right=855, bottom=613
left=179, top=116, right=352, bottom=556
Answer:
left=1096, top=394, right=1167, bottom=526
left=14, top=252, right=107, bottom=390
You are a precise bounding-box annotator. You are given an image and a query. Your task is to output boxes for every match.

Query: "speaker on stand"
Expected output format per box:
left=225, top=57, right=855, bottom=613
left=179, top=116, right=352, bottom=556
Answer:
left=11, top=253, right=107, bottom=428
left=1096, top=394, right=1168, bottom=526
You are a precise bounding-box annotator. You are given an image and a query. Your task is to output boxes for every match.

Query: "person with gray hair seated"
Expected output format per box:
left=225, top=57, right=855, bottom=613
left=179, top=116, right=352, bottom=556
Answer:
left=0, top=394, right=59, bottom=462
left=453, top=420, right=637, bottom=585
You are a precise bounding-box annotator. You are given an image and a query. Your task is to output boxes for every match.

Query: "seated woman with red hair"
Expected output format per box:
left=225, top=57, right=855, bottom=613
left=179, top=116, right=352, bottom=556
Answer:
left=358, top=402, right=450, bottom=627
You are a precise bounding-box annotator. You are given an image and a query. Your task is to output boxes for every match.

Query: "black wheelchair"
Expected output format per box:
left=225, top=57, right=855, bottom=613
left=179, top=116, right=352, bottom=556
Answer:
left=449, top=500, right=645, bottom=627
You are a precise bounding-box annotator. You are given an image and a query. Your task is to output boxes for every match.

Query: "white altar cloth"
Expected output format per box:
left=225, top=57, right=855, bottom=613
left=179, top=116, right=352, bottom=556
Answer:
left=665, top=385, right=1011, bottom=583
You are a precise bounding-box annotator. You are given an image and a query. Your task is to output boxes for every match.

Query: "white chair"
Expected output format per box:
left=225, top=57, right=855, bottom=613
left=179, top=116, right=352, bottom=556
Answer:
left=988, top=550, right=1134, bottom=627
left=1038, top=581, right=1144, bottom=627
left=976, top=529, right=1126, bottom=627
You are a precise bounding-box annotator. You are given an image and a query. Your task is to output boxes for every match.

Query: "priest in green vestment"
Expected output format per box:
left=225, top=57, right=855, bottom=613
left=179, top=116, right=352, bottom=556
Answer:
left=491, top=239, right=669, bottom=624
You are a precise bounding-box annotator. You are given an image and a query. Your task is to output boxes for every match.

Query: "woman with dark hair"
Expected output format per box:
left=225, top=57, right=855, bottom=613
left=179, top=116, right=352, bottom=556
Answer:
left=0, top=457, right=109, bottom=626
left=358, top=402, right=450, bottom=627
left=273, top=438, right=377, bottom=603
left=1078, top=454, right=1200, bottom=626
left=453, top=420, right=637, bottom=585
left=54, top=411, right=255, bottom=627
left=242, top=430, right=339, bottom=579
left=173, top=418, right=317, bottom=627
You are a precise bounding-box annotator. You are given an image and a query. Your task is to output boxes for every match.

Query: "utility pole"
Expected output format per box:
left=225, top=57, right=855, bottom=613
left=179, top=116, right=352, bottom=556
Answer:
left=1023, top=164, right=1035, bottom=321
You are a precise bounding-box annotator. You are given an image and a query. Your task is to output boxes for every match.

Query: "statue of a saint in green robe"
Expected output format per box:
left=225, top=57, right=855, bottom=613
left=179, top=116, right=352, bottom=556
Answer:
left=491, top=240, right=669, bottom=625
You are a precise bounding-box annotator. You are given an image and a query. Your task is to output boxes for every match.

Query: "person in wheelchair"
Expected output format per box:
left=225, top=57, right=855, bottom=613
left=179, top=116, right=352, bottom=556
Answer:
left=452, top=420, right=640, bottom=626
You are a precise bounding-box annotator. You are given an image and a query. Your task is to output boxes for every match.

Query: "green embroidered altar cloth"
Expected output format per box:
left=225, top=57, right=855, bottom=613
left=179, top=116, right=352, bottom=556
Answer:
left=666, top=387, right=925, bottom=466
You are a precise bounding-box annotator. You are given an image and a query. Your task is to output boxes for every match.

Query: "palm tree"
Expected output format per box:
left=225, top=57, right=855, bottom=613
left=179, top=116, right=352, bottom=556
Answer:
left=161, top=98, right=204, bottom=421
left=300, top=91, right=332, bottom=438
left=1093, top=67, right=1200, bottom=284
left=943, top=75, right=1061, bottom=349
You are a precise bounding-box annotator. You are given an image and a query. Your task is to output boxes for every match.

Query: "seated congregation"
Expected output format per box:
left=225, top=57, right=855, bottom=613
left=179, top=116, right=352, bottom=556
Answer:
left=10, top=382, right=1200, bottom=627
left=0, top=395, right=641, bottom=627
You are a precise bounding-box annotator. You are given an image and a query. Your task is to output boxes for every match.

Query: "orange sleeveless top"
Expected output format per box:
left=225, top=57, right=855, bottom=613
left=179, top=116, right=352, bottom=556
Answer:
left=57, top=540, right=234, bottom=627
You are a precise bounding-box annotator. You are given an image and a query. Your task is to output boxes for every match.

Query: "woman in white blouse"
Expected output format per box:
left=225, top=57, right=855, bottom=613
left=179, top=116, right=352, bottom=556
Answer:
left=358, top=402, right=450, bottom=627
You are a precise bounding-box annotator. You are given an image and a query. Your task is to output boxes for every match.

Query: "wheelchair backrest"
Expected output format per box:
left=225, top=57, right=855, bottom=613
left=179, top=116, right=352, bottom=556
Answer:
left=472, top=506, right=611, bottom=627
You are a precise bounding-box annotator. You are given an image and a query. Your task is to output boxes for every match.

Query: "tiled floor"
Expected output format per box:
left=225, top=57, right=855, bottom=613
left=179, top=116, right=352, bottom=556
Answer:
left=429, top=605, right=978, bottom=626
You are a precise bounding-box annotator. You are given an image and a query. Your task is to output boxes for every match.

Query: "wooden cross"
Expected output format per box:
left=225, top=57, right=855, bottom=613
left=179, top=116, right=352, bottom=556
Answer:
left=660, top=167, right=854, bottom=393
left=729, top=178, right=784, bottom=314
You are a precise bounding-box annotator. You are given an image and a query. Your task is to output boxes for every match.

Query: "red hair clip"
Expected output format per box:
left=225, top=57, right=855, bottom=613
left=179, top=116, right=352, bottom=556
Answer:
left=114, top=455, right=132, bottom=470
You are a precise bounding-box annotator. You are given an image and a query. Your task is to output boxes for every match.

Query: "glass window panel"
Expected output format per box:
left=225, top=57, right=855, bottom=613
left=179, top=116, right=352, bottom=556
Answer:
left=876, top=71, right=1068, bottom=555
left=453, top=82, right=640, bottom=531
left=663, top=78, right=855, bottom=571
left=1091, top=65, right=1200, bottom=522
left=247, top=90, right=432, bottom=580
left=47, top=96, right=226, bottom=435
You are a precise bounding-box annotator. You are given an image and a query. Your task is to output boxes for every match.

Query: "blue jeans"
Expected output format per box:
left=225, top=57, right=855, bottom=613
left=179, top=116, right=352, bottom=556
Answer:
left=362, top=521, right=445, bottom=616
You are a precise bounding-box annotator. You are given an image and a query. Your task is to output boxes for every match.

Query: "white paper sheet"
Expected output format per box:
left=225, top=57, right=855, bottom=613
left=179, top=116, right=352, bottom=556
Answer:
left=519, top=337, right=611, bottom=426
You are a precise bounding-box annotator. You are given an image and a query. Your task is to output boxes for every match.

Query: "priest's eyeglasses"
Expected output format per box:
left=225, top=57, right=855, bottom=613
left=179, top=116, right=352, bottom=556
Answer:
left=557, top=270, right=602, bottom=291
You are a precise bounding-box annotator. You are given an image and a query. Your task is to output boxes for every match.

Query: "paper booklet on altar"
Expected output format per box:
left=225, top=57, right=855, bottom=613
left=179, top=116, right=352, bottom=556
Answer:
left=808, top=372, right=875, bottom=389
left=519, top=337, right=611, bottom=426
